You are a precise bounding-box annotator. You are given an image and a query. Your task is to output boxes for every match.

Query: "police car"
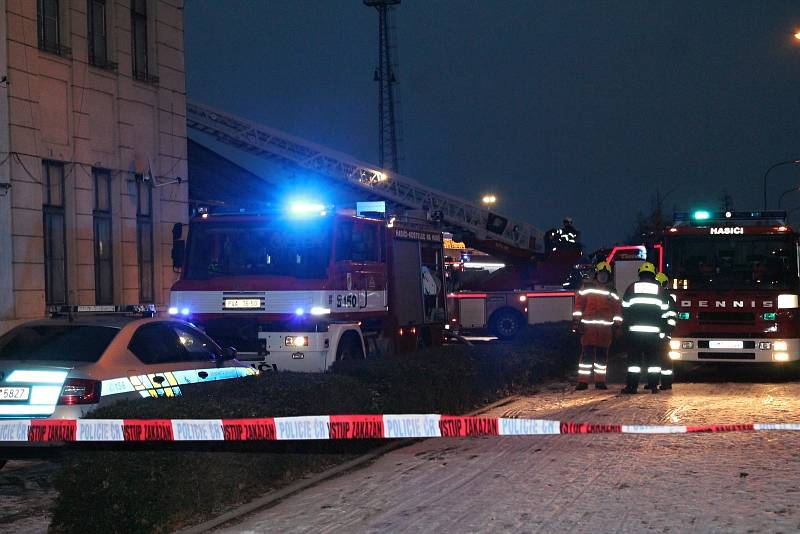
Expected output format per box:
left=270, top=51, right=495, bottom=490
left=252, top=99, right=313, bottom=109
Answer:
left=0, top=305, right=256, bottom=421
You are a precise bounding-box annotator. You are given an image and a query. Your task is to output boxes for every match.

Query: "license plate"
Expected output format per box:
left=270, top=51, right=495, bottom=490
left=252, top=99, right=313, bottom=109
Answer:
left=710, top=340, right=744, bottom=349
left=223, top=298, right=261, bottom=309
left=0, top=387, right=29, bottom=401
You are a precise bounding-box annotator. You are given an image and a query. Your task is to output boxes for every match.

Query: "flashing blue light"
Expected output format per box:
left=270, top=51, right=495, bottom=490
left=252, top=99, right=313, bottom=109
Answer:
left=289, top=202, right=326, bottom=216
left=168, top=307, right=178, bottom=315
left=693, top=210, right=710, bottom=221
left=295, top=308, right=305, bottom=316
left=181, top=308, right=190, bottom=316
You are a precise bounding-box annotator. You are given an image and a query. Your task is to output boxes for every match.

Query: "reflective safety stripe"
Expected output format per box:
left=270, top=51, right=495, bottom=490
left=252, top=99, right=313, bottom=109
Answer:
left=612, top=316, right=623, bottom=323
left=594, top=368, right=607, bottom=374
left=667, top=319, right=677, bottom=326
left=581, top=319, right=614, bottom=325
left=661, top=370, right=673, bottom=376
left=578, top=370, right=592, bottom=375
left=627, top=366, right=641, bottom=373
left=623, top=297, right=669, bottom=309
left=578, top=289, right=610, bottom=296
left=610, top=293, right=620, bottom=301
left=579, top=363, right=593, bottom=369
left=594, top=363, right=607, bottom=369
left=629, top=325, right=661, bottom=333
left=662, top=310, right=677, bottom=318
left=659, top=333, right=666, bottom=339
left=634, top=282, right=659, bottom=295
left=647, top=366, right=662, bottom=373
left=572, top=311, right=583, bottom=316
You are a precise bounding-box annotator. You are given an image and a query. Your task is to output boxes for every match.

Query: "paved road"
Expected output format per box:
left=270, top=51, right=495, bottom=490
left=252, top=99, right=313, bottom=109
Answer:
left=219, top=377, right=800, bottom=534
left=0, top=460, right=56, bottom=533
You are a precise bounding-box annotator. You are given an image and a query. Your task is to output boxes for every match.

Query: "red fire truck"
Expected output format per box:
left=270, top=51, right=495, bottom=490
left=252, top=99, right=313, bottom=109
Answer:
left=168, top=203, right=448, bottom=372
left=663, top=210, right=799, bottom=364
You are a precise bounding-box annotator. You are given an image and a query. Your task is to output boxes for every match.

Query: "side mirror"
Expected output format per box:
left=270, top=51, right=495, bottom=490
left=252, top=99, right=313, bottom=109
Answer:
left=171, top=240, right=185, bottom=271
left=223, top=346, right=237, bottom=360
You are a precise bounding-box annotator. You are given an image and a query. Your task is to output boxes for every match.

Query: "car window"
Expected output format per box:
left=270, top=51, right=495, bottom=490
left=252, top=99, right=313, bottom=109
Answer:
left=172, top=323, right=220, bottom=362
left=129, top=322, right=220, bottom=365
left=128, top=323, right=184, bottom=364
left=0, top=325, right=118, bottom=362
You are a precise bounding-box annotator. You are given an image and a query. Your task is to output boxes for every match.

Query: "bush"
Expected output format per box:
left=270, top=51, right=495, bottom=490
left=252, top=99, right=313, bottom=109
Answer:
left=50, top=324, right=575, bottom=534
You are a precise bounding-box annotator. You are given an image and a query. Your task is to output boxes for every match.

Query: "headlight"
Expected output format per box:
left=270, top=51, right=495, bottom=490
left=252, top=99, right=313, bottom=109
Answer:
left=285, top=336, right=308, bottom=348
left=774, top=341, right=788, bottom=351
left=681, top=341, right=694, bottom=349
left=774, top=352, right=790, bottom=362
left=168, top=307, right=178, bottom=315
left=778, top=294, right=798, bottom=309
left=669, top=340, right=681, bottom=350
left=668, top=351, right=681, bottom=360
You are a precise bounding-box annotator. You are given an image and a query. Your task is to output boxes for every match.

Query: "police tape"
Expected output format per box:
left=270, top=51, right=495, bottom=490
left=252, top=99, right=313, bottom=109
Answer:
left=1, top=415, right=799, bottom=443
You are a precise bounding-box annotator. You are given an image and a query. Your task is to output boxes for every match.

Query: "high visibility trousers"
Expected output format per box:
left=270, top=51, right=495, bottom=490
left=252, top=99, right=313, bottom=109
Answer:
left=660, top=342, right=674, bottom=388
left=578, top=346, right=608, bottom=384
left=626, top=334, right=662, bottom=391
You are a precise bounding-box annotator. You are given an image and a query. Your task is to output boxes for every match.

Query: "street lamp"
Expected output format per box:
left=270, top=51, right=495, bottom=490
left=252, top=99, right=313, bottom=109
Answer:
left=794, top=30, right=800, bottom=40
left=762, top=159, right=800, bottom=209
left=481, top=194, right=497, bottom=206
left=779, top=186, right=800, bottom=208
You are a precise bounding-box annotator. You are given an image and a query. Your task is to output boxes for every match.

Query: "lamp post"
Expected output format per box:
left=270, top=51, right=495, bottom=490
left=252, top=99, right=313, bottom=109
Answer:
left=778, top=186, right=800, bottom=208
left=762, top=159, right=800, bottom=209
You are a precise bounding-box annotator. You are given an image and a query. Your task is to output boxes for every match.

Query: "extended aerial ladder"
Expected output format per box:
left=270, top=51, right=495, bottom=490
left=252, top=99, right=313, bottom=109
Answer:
left=186, top=102, right=544, bottom=259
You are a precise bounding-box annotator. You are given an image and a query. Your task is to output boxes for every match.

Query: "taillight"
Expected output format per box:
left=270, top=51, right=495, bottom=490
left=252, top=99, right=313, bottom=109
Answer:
left=58, top=379, right=101, bottom=405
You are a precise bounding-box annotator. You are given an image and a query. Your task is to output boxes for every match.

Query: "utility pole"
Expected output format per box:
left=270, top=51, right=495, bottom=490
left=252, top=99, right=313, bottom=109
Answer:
left=364, top=0, right=401, bottom=173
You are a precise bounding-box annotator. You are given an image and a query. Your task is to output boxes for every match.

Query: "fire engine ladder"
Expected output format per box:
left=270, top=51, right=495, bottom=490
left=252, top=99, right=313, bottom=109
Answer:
left=186, top=102, right=544, bottom=255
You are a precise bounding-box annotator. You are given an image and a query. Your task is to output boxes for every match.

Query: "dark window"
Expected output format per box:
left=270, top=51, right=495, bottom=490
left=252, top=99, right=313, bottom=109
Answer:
left=43, top=161, right=67, bottom=305
left=136, top=179, right=154, bottom=303
left=128, top=322, right=220, bottom=364
left=128, top=323, right=182, bottom=364
left=131, top=0, right=154, bottom=82
left=0, top=324, right=119, bottom=362
left=336, top=220, right=379, bottom=262
left=37, top=0, right=70, bottom=56
left=93, top=169, right=113, bottom=304
left=88, top=0, right=110, bottom=68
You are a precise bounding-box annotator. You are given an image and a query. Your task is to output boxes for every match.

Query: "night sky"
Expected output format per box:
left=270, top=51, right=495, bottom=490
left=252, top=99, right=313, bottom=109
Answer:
left=185, top=1, right=800, bottom=249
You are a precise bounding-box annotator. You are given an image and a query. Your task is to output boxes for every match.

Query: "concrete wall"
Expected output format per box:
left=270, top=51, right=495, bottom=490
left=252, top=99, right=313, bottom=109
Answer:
left=0, top=0, right=188, bottom=334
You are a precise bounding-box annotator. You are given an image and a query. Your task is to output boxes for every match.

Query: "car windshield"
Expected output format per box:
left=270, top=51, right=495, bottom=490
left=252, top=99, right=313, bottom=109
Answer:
left=184, top=219, right=333, bottom=279
left=665, top=235, right=799, bottom=290
left=0, top=325, right=119, bottom=362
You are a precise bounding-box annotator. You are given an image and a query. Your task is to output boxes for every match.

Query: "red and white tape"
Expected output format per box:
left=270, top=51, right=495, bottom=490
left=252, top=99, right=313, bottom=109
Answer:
left=1, top=416, right=798, bottom=443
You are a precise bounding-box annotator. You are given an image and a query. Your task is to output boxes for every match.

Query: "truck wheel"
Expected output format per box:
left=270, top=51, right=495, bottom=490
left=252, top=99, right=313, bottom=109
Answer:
left=336, top=332, right=365, bottom=361
left=489, top=308, right=524, bottom=340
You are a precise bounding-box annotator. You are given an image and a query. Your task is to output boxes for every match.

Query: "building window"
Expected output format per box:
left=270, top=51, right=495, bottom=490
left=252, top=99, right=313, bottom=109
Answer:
left=88, top=0, right=115, bottom=70
left=37, top=0, right=70, bottom=57
left=43, top=161, right=67, bottom=305
left=136, top=178, right=154, bottom=303
left=93, top=169, right=113, bottom=305
left=131, top=0, right=157, bottom=83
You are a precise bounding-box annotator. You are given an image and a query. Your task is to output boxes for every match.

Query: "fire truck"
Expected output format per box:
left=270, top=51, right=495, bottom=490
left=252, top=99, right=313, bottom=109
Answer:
left=446, top=227, right=582, bottom=340
left=169, top=204, right=448, bottom=372
left=662, top=210, right=799, bottom=363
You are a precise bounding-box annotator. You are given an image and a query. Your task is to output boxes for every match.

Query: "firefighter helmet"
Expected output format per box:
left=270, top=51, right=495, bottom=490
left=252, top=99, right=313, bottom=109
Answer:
left=638, top=262, right=656, bottom=275
left=595, top=261, right=612, bottom=274
left=655, top=272, right=668, bottom=287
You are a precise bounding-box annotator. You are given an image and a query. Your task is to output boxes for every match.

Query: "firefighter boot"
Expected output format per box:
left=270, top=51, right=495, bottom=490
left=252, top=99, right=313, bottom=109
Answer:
left=660, top=369, right=673, bottom=391
left=621, top=368, right=639, bottom=394
left=647, top=371, right=660, bottom=394
left=595, top=381, right=607, bottom=390
left=576, top=382, right=588, bottom=391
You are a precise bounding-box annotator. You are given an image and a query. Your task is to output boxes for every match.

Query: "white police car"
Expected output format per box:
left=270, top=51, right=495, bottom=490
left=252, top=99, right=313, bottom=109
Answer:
left=0, top=306, right=256, bottom=421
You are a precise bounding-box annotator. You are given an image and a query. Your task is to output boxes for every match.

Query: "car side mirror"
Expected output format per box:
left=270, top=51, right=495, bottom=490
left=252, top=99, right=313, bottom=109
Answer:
left=171, top=240, right=185, bottom=271
left=223, top=346, right=237, bottom=360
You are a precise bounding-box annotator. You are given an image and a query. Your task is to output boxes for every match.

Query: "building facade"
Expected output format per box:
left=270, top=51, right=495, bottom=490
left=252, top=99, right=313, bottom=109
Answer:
left=0, top=0, right=188, bottom=334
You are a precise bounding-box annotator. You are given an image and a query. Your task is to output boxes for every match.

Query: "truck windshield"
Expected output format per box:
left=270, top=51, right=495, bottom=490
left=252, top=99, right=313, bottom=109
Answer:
left=185, top=220, right=333, bottom=279
left=665, top=235, right=799, bottom=290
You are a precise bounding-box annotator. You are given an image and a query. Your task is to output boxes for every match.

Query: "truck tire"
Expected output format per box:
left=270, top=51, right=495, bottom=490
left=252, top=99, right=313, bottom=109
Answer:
left=336, top=332, right=365, bottom=361
left=489, top=308, right=524, bottom=340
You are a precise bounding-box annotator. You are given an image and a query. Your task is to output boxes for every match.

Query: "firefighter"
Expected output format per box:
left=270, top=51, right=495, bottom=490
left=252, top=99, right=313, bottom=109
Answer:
left=621, top=262, right=672, bottom=394
left=656, top=272, right=676, bottom=390
left=572, top=261, right=622, bottom=390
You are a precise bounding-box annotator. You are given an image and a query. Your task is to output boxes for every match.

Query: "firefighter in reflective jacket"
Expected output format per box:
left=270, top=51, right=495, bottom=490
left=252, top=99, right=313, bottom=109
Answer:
left=573, top=261, right=622, bottom=390
left=656, top=272, right=676, bottom=390
left=621, top=262, right=672, bottom=394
